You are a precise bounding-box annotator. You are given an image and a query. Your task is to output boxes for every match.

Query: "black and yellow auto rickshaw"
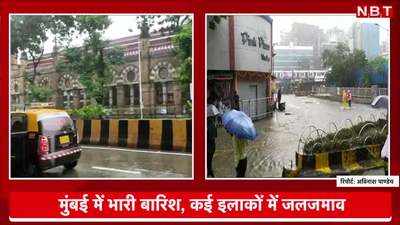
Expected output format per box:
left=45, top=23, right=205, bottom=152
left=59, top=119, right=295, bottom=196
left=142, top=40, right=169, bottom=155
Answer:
left=11, top=107, right=81, bottom=177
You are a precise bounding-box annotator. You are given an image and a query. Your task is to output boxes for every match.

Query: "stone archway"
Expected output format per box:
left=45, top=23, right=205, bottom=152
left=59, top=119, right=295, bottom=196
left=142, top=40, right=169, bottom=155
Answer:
left=150, top=62, right=175, bottom=82
left=112, top=65, right=139, bottom=84
left=110, top=65, right=140, bottom=107
left=149, top=62, right=179, bottom=114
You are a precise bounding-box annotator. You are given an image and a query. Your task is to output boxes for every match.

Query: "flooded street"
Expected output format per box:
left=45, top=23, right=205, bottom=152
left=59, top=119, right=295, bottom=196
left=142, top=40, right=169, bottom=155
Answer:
left=40, top=146, right=192, bottom=178
left=212, top=94, right=387, bottom=178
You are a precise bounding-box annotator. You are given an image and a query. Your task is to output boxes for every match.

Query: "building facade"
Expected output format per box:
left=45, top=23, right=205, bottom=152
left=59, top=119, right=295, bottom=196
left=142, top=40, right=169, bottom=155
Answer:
left=273, top=45, right=314, bottom=71
left=352, top=22, right=380, bottom=60
left=10, top=57, right=27, bottom=109
left=207, top=15, right=274, bottom=119
left=11, top=32, right=187, bottom=117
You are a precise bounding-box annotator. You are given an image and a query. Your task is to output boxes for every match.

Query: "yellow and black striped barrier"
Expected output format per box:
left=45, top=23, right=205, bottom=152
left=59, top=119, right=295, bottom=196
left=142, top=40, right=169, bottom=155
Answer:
left=284, top=144, right=382, bottom=177
left=74, top=119, right=192, bottom=152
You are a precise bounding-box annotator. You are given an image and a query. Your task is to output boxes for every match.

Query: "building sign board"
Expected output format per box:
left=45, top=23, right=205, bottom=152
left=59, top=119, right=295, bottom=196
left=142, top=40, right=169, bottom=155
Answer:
left=234, top=16, right=272, bottom=73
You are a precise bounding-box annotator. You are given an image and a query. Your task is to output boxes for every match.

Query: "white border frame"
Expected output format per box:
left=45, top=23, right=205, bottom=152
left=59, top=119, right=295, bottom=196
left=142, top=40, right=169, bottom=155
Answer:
left=9, top=13, right=195, bottom=181
left=205, top=13, right=391, bottom=180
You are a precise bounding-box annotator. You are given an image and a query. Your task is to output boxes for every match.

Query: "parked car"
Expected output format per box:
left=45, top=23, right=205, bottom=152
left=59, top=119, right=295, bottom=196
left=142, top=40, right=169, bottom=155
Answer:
left=11, top=108, right=81, bottom=177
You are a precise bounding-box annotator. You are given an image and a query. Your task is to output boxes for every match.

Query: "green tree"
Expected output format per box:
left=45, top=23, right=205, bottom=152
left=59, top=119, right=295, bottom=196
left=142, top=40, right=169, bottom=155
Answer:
left=361, top=73, right=371, bottom=87
left=27, top=84, right=54, bottom=102
left=136, top=15, right=193, bottom=105
left=56, top=16, right=125, bottom=105
left=136, top=16, right=157, bottom=38
left=322, top=43, right=367, bottom=87
left=172, top=22, right=192, bottom=103
left=158, top=15, right=191, bottom=34
left=11, top=15, right=75, bottom=83
left=368, top=56, right=388, bottom=75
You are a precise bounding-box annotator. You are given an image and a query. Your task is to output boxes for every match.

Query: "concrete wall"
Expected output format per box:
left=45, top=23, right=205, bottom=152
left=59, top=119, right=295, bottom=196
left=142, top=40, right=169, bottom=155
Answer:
left=312, top=86, right=386, bottom=104
left=75, top=119, right=192, bottom=152
left=207, top=17, right=230, bottom=70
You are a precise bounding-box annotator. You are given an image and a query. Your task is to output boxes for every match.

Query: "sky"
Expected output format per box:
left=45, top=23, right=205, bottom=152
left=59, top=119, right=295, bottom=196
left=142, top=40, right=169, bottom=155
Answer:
left=43, top=15, right=175, bottom=54
left=41, top=14, right=389, bottom=53
left=271, top=14, right=390, bottom=44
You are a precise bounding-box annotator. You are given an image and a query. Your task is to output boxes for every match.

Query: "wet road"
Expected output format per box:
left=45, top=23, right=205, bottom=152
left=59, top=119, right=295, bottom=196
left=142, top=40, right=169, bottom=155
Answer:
left=41, top=146, right=192, bottom=178
left=212, top=94, right=387, bottom=178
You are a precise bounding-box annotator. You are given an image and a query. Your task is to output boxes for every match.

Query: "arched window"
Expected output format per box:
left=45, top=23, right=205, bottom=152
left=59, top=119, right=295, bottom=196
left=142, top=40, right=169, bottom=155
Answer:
left=158, top=67, right=169, bottom=79
left=127, top=70, right=136, bottom=82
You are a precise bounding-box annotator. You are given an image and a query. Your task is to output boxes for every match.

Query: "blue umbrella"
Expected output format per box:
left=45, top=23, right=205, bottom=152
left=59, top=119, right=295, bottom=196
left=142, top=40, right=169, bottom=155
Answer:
left=222, top=110, right=257, bottom=140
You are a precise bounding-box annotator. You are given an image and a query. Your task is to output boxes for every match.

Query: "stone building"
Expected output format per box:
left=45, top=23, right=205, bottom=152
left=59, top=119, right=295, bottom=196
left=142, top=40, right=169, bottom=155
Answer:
left=10, top=57, right=27, bottom=110
left=11, top=32, right=187, bottom=117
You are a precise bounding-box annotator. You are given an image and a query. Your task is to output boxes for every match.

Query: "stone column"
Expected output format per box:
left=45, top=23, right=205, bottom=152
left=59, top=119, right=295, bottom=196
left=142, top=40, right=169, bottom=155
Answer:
left=174, top=83, right=182, bottom=114
left=72, top=89, right=80, bottom=109
left=162, top=83, right=167, bottom=105
left=83, top=91, right=87, bottom=106
left=65, top=91, right=70, bottom=109
left=140, top=38, right=152, bottom=115
left=109, top=88, right=113, bottom=107
left=130, top=84, right=134, bottom=106
left=116, top=84, right=125, bottom=107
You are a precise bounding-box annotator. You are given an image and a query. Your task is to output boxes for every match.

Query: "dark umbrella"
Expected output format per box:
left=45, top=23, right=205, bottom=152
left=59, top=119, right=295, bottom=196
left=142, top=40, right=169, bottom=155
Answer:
left=371, top=95, right=388, bottom=109
left=222, top=110, right=257, bottom=140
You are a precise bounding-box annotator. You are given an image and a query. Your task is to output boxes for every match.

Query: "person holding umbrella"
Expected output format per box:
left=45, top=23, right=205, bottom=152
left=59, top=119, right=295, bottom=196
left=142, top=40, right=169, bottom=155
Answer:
left=222, top=110, right=257, bottom=177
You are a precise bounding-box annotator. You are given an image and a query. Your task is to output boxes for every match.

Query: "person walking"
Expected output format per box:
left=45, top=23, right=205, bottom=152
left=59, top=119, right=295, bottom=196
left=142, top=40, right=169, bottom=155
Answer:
left=277, top=87, right=282, bottom=109
left=233, top=136, right=248, bottom=177
left=342, top=90, right=348, bottom=108
left=347, top=90, right=352, bottom=108
left=207, top=96, right=219, bottom=177
left=222, top=109, right=256, bottom=178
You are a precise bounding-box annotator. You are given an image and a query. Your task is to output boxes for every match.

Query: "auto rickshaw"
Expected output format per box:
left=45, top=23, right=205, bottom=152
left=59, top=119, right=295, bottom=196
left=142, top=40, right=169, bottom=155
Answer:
left=11, top=105, right=81, bottom=177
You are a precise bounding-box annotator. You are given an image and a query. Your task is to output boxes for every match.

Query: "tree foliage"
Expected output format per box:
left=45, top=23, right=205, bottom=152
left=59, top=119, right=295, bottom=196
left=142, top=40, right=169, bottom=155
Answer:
left=362, top=56, right=388, bottom=87
left=322, top=43, right=367, bottom=87
left=136, top=16, right=157, bottom=38
left=158, top=15, right=191, bottom=33
left=136, top=15, right=193, bottom=103
left=56, top=16, right=125, bottom=105
left=69, top=105, right=110, bottom=119
left=27, top=84, right=54, bottom=102
left=172, top=22, right=192, bottom=102
left=368, top=56, right=388, bottom=75
left=11, top=15, right=76, bottom=83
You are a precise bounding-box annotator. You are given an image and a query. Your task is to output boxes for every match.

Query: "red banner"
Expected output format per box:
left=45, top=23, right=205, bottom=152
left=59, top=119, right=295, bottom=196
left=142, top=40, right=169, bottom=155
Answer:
left=9, top=192, right=391, bottom=222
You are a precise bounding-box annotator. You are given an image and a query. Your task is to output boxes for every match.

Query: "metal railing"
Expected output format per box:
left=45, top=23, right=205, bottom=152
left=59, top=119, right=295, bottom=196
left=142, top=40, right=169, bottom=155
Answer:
left=378, top=88, right=388, bottom=96
left=239, top=97, right=274, bottom=119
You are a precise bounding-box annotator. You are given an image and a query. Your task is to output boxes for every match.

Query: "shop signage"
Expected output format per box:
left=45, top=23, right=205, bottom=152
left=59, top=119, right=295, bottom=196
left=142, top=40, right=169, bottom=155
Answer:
left=240, top=32, right=270, bottom=62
